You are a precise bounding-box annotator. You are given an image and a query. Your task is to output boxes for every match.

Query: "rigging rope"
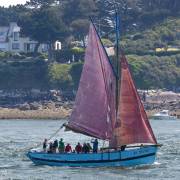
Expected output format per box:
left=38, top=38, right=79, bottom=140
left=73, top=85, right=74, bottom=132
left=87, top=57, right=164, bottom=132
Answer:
left=18, top=124, right=65, bottom=153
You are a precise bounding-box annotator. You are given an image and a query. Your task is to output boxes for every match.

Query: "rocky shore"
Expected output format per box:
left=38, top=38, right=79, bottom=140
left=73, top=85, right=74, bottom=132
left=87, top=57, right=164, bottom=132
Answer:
left=0, top=89, right=179, bottom=120
left=0, top=89, right=73, bottom=120
left=139, top=90, right=180, bottom=118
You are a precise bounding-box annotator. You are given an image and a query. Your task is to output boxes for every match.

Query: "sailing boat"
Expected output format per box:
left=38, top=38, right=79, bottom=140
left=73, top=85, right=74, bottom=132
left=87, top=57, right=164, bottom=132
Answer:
left=27, top=20, right=159, bottom=167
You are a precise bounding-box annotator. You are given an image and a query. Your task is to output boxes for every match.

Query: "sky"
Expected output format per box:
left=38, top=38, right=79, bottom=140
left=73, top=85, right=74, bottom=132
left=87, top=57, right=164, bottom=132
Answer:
left=0, top=0, right=27, bottom=7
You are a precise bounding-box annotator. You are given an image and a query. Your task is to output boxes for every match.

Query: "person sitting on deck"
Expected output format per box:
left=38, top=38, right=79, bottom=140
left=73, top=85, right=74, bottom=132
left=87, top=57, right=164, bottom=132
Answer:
left=43, top=138, right=47, bottom=152
left=65, top=143, right=72, bottom=153
left=58, top=138, right=65, bottom=153
left=75, top=142, right=82, bottom=153
left=53, top=139, right=58, bottom=153
left=91, top=139, right=98, bottom=153
left=82, top=143, right=90, bottom=153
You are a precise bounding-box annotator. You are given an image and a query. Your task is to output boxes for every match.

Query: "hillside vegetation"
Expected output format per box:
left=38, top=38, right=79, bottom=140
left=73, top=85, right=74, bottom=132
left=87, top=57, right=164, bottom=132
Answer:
left=0, top=0, right=180, bottom=92
left=0, top=54, right=179, bottom=91
left=122, top=18, right=180, bottom=55
left=0, top=17, right=179, bottom=91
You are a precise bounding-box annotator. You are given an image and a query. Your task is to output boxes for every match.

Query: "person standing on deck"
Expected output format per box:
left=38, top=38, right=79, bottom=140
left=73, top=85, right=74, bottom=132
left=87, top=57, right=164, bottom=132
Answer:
left=53, top=139, right=58, bottom=153
left=48, top=142, right=53, bottom=153
left=58, top=138, right=65, bottom=153
left=91, top=139, right=98, bottom=153
left=43, top=139, right=47, bottom=152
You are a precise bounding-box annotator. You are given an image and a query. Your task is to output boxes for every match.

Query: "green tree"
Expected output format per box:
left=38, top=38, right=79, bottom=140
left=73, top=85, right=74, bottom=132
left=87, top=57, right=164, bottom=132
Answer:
left=62, top=0, right=97, bottom=47
left=69, top=62, right=83, bottom=90
left=25, top=0, right=57, bottom=8
left=48, top=63, right=72, bottom=90
left=0, top=5, right=25, bottom=26
left=19, top=0, right=68, bottom=60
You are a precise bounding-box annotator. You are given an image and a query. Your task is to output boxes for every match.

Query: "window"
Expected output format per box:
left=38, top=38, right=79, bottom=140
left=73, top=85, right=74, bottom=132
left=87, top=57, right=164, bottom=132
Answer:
left=29, top=44, right=35, bottom=51
left=24, top=43, right=35, bottom=52
left=13, top=32, right=19, bottom=41
left=12, top=43, right=20, bottom=50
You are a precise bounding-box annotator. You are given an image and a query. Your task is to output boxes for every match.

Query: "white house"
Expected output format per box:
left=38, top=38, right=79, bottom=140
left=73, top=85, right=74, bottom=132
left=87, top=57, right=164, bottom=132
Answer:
left=0, top=22, right=61, bottom=53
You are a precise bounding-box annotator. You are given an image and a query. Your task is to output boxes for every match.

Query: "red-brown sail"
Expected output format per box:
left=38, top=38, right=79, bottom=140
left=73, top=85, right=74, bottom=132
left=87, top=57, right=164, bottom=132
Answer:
left=67, top=23, right=116, bottom=140
left=112, top=54, right=157, bottom=146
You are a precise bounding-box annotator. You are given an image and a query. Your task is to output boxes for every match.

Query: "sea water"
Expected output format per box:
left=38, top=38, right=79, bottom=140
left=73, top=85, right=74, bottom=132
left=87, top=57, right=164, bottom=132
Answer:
left=0, top=119, right=180, bottom=180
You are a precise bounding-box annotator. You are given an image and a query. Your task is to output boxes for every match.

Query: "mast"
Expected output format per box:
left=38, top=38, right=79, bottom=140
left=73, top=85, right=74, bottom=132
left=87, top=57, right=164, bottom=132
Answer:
left=112, top=0, right=120, bottom=114
left=109, top=11, right=121, bottom=147
left=115, top=12, right=120, bottom=114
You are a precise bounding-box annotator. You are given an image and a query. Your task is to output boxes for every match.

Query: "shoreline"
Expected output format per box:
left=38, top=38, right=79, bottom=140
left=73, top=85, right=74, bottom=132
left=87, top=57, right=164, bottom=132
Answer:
left=0, top=89, right=179, bottom=120
left=0, top=107, right=71, bottom=120
left=0, top=107, right=179, bottom=120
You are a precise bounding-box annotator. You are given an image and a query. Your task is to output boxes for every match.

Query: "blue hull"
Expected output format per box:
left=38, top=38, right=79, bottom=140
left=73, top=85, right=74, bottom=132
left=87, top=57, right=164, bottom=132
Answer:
left=27, top=145, right=158, bottom=167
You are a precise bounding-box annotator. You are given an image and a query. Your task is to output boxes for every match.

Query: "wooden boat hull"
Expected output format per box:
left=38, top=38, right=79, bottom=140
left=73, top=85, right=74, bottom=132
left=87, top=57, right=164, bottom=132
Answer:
left=27, top=145, right=158, bottom=167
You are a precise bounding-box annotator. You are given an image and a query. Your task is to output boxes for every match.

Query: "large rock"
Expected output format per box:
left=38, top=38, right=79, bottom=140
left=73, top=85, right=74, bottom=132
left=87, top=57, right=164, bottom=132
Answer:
left=18, top=103, right=30, bottom=111
left=29, top=102, right=42, bottom=110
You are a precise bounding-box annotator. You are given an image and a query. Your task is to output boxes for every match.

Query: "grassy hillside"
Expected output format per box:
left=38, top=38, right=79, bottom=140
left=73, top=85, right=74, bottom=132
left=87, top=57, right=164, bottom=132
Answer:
left=121, top=18, right=180, bottom=55
left=127, top=54, right=180, bottom=90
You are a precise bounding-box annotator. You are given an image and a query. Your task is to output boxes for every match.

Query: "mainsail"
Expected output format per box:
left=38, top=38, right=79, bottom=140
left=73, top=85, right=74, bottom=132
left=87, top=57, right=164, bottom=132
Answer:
left=112, top=54, right=157, bottom=146
left=67, top=23, right=116, bottom=140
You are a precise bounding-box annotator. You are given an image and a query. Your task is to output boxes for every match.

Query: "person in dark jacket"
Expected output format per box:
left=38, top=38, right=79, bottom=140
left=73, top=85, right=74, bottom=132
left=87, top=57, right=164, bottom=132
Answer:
left=120, top=145, right=126, bottom=151
left=43, top=139, right=47, bottom=152
left=91, top=139, right=98, bottom=153
left=87, top=143, right=92, bottom=152
left=82, top=143, right=90, bottom=153
left=48, top=142, right=53, bottom=153
left=53, top=139, right=58, bottom=153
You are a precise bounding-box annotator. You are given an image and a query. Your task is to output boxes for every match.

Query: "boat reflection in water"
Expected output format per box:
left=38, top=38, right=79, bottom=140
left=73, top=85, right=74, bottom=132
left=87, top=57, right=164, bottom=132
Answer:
left=151, top=110, right=177, bottom=120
